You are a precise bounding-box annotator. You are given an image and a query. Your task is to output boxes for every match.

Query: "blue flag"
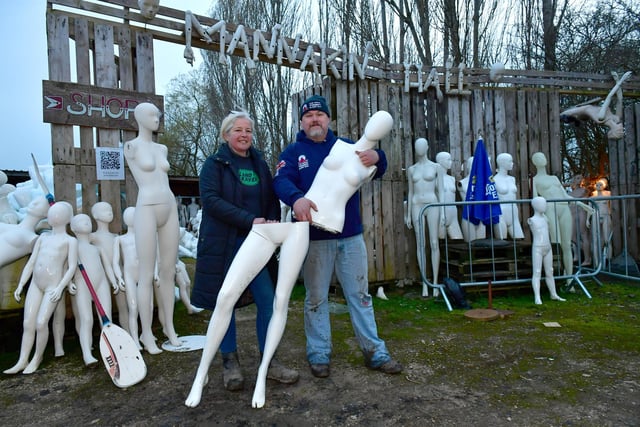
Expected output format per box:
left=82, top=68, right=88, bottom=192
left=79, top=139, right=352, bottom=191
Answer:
left=462, top=138, right=501, bottom=226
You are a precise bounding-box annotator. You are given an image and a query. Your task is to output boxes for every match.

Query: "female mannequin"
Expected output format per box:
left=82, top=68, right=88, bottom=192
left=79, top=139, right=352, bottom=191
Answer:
left=124, top=102, right=181, bottom=354
left=90, top=202, right=128, bottom=331
left=591, top=178, right=612, bottom=264
left=528, top=197, right=566, bottom=305
left=435, top=152, right=463, bottom=239
left=405, top=138, right=444, bottom=296
left=569, top=175, right=592, bottom=266
left=4, top=201, right=76, bottom=374
left=493, top=153, right=525, bottom=240
left=0, top=196, right=49, bottom=268
left=69, top=213, right=119, bottom=366
left=531, top=152, right=593, bottom=287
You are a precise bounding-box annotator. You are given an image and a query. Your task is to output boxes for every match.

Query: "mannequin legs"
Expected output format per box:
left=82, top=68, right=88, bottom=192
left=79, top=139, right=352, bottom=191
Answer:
left=185, top=222, right=309, bottom=409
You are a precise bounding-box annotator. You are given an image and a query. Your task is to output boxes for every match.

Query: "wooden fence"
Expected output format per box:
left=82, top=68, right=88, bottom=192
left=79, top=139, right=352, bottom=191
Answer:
left=292, top=80, right=640, bottom=283
left=45, top=0, right=640, bottom=285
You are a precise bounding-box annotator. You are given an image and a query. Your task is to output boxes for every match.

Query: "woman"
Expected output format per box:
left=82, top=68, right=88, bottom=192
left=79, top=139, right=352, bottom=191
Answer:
left=405, top=138, right=444, bottom=296
left=493, top=153, right=525, bottom=240
left=190, top=110, right=298, bottom=391
left=124, top=102, right=181, bottom=354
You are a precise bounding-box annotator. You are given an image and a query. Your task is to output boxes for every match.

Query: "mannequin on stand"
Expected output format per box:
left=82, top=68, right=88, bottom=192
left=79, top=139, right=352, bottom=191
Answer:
left=124, top=102, right=181, bottom=354
left=405, top=138, right=444, bottom=296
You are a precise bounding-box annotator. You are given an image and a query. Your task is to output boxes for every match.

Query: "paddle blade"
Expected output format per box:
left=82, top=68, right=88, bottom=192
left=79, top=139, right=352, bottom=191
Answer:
left=99, top=323, right=147, bottom=388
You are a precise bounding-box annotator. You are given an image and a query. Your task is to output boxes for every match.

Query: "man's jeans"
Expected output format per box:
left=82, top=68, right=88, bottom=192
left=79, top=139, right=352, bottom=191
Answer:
left=303, top=234, right=391, bottom=368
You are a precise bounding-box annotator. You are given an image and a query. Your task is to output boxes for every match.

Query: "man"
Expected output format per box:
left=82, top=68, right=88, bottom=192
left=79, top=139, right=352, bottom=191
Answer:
left=273, top=94, right=402, bottom=378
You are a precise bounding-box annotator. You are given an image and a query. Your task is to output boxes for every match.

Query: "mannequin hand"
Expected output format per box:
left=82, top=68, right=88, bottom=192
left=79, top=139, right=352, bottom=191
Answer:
left=405, top=217, right=413, bottom=229
left=117, top=279, right=126, bottom=292
left=68, top=282, right=77, bottom=295
left=292, top=198, right=317, bottom=222
left=49, top=286, right=63, bottom=303
left=112, top=281, right=120, bottom=294
left=13, top=285, right=24, bottom=302
left=356, top=149, right=379, bottom=167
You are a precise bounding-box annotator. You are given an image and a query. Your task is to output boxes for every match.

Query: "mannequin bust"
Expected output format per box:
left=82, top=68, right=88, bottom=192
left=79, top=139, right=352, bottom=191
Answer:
left=90, top=202, right=128, bottom=332
left=457, top=156, right=486, bottom=242
left=406, top=138, right=444, bottom=296
left=591, top=178, right=612, bottom=264
left=112, top=207, right=141, bottom=348
left=303, top=110, right=393, bottom=234
left=124, top=102, right=181, bottom=353
left=493, top=153, right=525, bottom=240
left=528, top=197, right=567, bottom=305
left=186, top=221, right=309, bottom=409
left=435, top=152, right=463, bottom=240
left=69, top=213, right=119, bottom=366
left=187, top=197, right=200, bottom=224
left=4, top=201, right=77, bottom=374
left=531, top=152, right=593, bottom=288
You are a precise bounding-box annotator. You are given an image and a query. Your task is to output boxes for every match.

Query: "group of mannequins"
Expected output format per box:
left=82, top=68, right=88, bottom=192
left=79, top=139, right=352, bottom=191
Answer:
left=405, top=138, right=609, bottom=304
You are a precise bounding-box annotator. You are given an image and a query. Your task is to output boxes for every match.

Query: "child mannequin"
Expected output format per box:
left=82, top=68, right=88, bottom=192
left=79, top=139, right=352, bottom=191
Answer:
left=528, top=197, right=567, bottom=305
left=4, top=201, right=77, bottom=374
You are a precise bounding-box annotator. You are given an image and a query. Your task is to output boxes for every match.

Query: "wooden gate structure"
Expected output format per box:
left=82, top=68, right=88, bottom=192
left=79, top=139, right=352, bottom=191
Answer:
left=45, top=0, right=640, bottom=284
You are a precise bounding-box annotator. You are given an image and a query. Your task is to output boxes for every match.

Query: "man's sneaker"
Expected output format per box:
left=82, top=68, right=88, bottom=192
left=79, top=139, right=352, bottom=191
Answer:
left=309, top=363, right=330, bottom=378
left=267, top=358, right=300, bottom=384
left=367, top=358, right=403, bottom=374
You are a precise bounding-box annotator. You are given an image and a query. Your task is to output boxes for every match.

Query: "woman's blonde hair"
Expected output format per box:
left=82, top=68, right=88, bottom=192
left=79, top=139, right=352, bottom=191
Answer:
left=220, top=110, right=254, bottom=143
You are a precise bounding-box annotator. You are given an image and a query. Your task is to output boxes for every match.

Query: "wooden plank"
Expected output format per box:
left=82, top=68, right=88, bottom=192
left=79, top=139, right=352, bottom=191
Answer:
left=335, top=80, right=349, bottom=137
left=447, top=97, right=462, bottom=177
left=483, top=90, right=496, bottom=164
left=460, top=96, right=473, bottom=161
left=516, top=90, right=531, bottom=203
left=471, top=89, right=484, bottom=141
left=135, top=31, right=155, bottom=93
left=494, top=90, right=507, bottom=156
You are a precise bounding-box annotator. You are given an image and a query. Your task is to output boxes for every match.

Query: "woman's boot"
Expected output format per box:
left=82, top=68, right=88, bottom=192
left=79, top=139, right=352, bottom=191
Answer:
left=221, top=351, right=244, bottom=391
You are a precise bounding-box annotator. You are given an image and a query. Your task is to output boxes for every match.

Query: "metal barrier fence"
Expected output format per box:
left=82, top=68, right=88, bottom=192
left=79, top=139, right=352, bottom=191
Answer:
left=417, top=195, right=640, bottom=311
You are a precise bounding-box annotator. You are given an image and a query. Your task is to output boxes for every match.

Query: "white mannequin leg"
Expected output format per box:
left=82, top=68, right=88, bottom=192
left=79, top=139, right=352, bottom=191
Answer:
left=252, top=222, right=309, bottom=408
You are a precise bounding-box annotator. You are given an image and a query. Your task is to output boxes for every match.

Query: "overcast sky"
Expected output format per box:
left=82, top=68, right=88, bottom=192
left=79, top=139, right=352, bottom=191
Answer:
left=0, top=1, right=210, bottom=171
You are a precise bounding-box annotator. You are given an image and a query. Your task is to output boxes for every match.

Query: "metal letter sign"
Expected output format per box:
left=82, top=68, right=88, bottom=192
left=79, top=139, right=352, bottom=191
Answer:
left=42, top=80, right=164, bottom=131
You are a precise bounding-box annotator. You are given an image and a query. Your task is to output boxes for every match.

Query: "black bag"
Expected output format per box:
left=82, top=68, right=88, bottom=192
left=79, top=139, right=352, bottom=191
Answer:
left=443, top=277, right=471, bottom=309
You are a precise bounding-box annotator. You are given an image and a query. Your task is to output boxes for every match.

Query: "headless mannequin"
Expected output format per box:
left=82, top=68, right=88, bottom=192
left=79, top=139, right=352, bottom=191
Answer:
left=435, top=151, right=463, bottom=239
left=457, top=156, right=486, bottom=242
left=493, top=153, right=525, bottom=239
left=528, top=197, right=566, bottom=305
left=591, top=178, right=612, bottom=264
left=90, top=202, right=128, bottom=331
left=531, top=152, right=593, bottom=287
left=112, top=207, right=141, bottom=348
left=303, top=111, right=393, bottom=233
left=0, top=196, right=49, bottom=268
left=186, top=221, right=309, bottom=409
left=405, top=138, right=444, bottom=296
left=569, top=175, right=592, bottom=266
left=4, top=201, right=77, bottom=374
left=69, top=213, right=119, bottom=366
left=124, top=102, right=181, bottom=354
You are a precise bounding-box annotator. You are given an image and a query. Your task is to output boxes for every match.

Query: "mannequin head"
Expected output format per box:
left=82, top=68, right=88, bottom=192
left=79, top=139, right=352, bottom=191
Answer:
left=91, top=201, right=113, bottom=223
left=122, top=207, right=135, bottom=228
left=435, top=152, right=453, bottom=171
left=47, top=201, right=73, bottom=228
left=596, top=177, right=608, bottom=191
left=134, top=102, right=161, bottom=132
left=531, top=152, right=547, bottom=169
left=138, top=0, right=160, bottom=20
left=496, top=153, right=513, bottom=172
left=414, top=138, right=428, bottom=157
left=70, top=213, right=93, bottom=235
left=531, top=196, right=547, bottom=214
left=27, top=196, right=51, bottom=218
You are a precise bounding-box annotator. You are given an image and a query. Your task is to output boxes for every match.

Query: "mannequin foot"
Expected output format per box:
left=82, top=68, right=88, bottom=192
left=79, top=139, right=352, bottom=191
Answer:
left=551, top=295, right=566, bottom=302
left=3, top=360, right=28, bottom=374
left=252, top=377, right=266, bottom=408
left=140, top=333, right=162, bottom=355
left=54, top=348, right=65, bottom=357
left=83, top=354, right=99, bottom=366
left=23, top=357, right=43, bottom=374
left=185, top=374, right=209, bottom=408
left=534, top=298, right=542, bottom=305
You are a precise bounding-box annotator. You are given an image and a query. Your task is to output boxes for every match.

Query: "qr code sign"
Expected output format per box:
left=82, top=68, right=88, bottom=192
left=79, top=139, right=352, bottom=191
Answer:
left=100, top=150, right=122, bottom=170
